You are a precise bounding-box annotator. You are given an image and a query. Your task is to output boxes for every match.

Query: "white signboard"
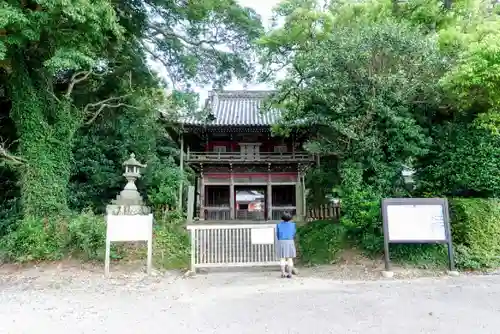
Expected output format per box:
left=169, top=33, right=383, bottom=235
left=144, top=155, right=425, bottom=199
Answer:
left=105, top=214, right=153, bottom=277
left=386, top=205, right=446, bottom=241
left=251, top=227, right=275, bottom=245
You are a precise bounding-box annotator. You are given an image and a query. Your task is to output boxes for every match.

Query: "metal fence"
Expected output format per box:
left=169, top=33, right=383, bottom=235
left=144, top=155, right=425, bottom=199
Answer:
left=186, top=223, right=279, bottom=271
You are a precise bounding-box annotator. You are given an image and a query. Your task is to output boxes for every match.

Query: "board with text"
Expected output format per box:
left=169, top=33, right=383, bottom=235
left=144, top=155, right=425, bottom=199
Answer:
left=386, top=204, right=446, bottom=242
left=381, top=198, right=455, bottom=271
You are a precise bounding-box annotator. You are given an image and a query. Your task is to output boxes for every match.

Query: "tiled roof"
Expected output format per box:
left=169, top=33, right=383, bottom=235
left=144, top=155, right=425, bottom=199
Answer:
left=181, top=90, right=281, bottom=126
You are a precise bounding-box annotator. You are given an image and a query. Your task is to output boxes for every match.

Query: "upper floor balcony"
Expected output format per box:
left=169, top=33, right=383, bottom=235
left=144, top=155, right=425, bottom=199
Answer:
left=186, top=151, right=315, bottom=164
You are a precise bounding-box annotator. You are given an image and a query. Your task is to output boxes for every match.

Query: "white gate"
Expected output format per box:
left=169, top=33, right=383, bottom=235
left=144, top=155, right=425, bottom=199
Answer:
left=187, top=224, right=279, bottom=271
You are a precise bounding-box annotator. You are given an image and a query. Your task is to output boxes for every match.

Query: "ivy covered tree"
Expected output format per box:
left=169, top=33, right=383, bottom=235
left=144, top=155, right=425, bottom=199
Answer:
left=0, top=0, right=263, bottom=219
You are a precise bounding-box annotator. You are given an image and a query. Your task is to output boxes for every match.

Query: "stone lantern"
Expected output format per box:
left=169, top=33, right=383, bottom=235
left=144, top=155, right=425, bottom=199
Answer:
left=106, top=153, right=150, bottom=215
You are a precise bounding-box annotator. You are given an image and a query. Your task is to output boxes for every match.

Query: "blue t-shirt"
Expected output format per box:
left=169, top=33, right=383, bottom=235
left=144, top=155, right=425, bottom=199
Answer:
left=276, top=221, right=296, bottom=240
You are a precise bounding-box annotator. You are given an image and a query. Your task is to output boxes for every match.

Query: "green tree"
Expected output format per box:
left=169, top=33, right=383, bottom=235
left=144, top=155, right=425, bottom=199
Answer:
left=1, top=0, right=263, bottom=219
left=260, top=17, right=447, bottom=196
left=416, top=123, right=500, bottom=197
left=2, top=1, right=124, bottom=217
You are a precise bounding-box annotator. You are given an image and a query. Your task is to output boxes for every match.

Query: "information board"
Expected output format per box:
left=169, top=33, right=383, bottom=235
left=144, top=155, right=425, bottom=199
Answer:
left=105, top=214, right=153, bottom=277
left=381, top=198, right=455, bottom=271
left=386, top=204, right=446, bottom=242
left=251, top=227, right=275, bottom=245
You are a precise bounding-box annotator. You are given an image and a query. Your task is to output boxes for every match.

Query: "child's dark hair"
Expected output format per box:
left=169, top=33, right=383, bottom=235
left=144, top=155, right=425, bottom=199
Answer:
left=281, top=212, right=292, bottom=222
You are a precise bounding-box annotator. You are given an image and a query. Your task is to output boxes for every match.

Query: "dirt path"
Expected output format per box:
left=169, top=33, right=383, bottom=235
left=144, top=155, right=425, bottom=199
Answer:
left=0, top=262, right=499, bottom=333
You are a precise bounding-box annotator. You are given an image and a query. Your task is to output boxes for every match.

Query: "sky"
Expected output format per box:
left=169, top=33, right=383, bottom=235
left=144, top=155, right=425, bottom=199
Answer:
left=193, top=0, right=279, bottom=102
left=150, top=0, right=280, bottom=104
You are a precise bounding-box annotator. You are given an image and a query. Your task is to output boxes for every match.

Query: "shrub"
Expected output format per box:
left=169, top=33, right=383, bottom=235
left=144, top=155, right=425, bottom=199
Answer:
left=0, top=215, right=64, bottom=262
left=62, top=211, right=106, bottom=260
left=153, top=212, right=190, bottom=269
left=450, top=198, right=500, bottom=270
left=296, top=220, right=347, bottom=265
left=389, top=244, right=448, bottom=268
left=0, top=207, right=192, bottom=269
left=0, top=210, right=106, bottom=262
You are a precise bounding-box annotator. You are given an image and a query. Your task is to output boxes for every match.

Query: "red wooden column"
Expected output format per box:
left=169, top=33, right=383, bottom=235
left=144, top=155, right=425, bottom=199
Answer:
left=267, top=164, right=272, bottom=220
left=199, top=169, right=205, bottom=220
left=230, top=166, right=235, bottom=220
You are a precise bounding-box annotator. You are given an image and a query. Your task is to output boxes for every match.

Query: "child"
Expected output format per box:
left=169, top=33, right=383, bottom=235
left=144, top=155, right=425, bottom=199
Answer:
left=276, top=212, right=297, bottom=278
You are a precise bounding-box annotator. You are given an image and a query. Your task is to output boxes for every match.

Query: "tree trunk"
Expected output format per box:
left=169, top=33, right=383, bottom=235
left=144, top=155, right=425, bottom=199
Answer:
left=9, top=56, right=77, bottom=218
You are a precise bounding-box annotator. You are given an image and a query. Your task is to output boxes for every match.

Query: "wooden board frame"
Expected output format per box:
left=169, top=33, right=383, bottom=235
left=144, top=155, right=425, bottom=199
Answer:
left=381, top=198, right=455, bottom=271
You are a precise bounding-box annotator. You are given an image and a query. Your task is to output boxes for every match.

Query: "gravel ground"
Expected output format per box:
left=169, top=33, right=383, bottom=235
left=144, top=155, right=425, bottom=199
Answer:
left=0, top=264, right=499, bottom=334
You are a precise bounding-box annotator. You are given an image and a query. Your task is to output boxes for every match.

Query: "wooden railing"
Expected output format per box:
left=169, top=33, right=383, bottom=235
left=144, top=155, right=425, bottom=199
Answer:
left=195, top=204, right=340, bottom=222
left=271, top=206, right=297, bottom=221
left=306, top=203, right=340, bottom=222
left=187, top=151, right=314, bottom=163
left=204, top=207, right=231, bottom=220
left=236, top=210, right=265, bottom=221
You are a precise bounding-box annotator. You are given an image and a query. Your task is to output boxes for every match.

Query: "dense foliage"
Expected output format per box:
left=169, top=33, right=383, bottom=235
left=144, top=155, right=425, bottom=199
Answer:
left=450, top=198, right=500, bottom=269
left=0, top=0, right=263, bottom=265
left=1, top=0, right=500, bottom=271
left=261, top=0, right=500, bottom=269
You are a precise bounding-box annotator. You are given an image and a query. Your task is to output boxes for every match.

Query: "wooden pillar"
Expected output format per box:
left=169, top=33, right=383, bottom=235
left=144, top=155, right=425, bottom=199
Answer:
left=199, top=167, right=205, bottom=220
left=178, top=132, right=184, bottom=213
left=267, top=163, right=272, bottom=221
left=295, top=173, right=303, bottom=221
left=267, top=183, right=272, bottom=221
left=302, top=173, right=307, bottom=220
left=230, top=165, right=235, bottom=220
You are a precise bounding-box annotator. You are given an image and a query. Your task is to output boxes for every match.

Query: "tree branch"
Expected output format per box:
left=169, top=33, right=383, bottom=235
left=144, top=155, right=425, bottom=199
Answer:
left=65, top=69, right=93, bottom=98
left=0, top=140, right=25, bottom=165
left=83, top=94, right=136, bottom=125
left=147, top=23, right=221, bottom=48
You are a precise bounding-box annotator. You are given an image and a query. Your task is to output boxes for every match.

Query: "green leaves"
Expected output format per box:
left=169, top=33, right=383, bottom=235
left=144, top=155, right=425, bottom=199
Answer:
left=263, top=17, right=444, bottom=169
left=141, top=0, right=263, bottom=88
left=44, top=48, right=96, bottom=73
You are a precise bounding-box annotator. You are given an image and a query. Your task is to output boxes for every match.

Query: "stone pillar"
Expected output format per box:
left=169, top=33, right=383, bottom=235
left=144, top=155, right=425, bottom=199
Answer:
left=187, top=186, right=195, bottom=224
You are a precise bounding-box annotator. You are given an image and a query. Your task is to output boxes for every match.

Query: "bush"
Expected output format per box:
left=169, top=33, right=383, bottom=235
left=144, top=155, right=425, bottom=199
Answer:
left=153, top=212, right=190, bottom=269
left=61, top=211, right=106, bottom=260
left=0, top=206, right=192, bottom=269
left=450, top=198, right=500, bottom=270
left=0, top=210, right=106, bottom=262
left=0, top=215, right=64, bottom=262
left=297, top=220, right=347, bottom=265
left=389, top=244, right=448, bottom=268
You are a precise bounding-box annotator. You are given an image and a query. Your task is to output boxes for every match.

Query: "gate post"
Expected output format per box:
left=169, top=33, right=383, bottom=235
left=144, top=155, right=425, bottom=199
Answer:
left=295, top=177, right=303, bottom=220
left=189, top=228, right=196, bottom=273
left=187, top=186, right=195, bottom=224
